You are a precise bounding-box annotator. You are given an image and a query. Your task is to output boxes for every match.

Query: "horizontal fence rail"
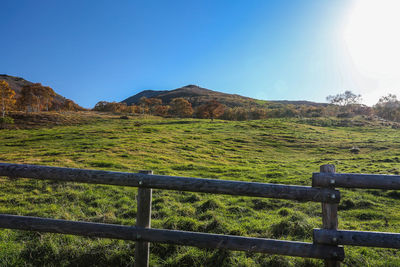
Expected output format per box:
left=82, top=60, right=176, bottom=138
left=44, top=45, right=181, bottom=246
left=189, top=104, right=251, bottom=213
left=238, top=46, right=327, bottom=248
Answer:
left=0, top=214, right=344, bottom=260
left=312, top=172, right=400, bottom=189
left=314, top=229, right=400, bottom=249
left=0, top=163, right=340, bottom=203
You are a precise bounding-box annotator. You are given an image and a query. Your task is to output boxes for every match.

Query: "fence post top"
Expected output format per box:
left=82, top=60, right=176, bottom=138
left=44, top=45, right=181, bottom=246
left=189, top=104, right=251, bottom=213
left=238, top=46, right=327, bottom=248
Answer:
left=320, top=164, right=336, bottom=173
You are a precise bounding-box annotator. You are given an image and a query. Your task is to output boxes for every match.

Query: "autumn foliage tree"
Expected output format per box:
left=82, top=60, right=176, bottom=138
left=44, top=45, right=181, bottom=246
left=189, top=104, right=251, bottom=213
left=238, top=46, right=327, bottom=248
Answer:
left=196, top=100, right=225, bottom=121
left=169, top=98, right=193, bottom=117
left=41, top=86, right=56, bottom=111
left=0, top=81, right=16, bottom=118
left=93, top=101, right=129, bottom=113
left=154, top=105, right=170, bottom=116
left=62, top=99, right=82, bottom=111
left=17, top=86, right=34, bottom=111
left=17, top=83, right=56, bottom=112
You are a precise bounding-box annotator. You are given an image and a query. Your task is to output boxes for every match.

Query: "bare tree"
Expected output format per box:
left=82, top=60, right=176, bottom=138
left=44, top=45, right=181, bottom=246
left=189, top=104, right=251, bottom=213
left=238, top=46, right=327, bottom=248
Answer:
left=326, top=91, right=362, bottom=106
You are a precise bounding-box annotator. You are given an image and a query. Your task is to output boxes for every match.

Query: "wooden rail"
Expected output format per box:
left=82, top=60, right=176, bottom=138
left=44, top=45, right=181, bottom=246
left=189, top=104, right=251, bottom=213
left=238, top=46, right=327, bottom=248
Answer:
left=0, top=163, right=340, bottom=203
left=1, top=162, right=400, bottom=266
left=0, top=214, right=344, bottom=260
left=314, top=229, right=400, bottom=249
left=312, top=172, right=400, bottom=189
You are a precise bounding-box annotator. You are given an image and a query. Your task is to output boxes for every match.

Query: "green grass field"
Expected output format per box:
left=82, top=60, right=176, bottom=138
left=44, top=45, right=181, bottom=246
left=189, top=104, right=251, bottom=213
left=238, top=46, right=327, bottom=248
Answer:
left=0, top=114, right=400, bottom=266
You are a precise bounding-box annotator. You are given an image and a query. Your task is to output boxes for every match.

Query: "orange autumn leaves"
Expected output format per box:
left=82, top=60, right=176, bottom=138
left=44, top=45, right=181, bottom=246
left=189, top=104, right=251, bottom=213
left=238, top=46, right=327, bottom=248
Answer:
left=0, top=81, right=69, bottom=117
left=0, top=81, right=15, bottom=118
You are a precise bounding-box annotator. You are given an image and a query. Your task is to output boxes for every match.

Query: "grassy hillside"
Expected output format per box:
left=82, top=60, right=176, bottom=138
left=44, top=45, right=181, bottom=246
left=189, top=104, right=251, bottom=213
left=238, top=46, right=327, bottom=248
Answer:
left=0, top=115, right=399, bottom=266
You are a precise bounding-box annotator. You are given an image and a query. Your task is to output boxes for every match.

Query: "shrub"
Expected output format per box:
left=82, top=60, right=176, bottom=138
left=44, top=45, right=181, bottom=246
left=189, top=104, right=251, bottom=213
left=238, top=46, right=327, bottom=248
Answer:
left=337, top=112, right=352, bottom=118
left=0, top=116, right=14, bottom=124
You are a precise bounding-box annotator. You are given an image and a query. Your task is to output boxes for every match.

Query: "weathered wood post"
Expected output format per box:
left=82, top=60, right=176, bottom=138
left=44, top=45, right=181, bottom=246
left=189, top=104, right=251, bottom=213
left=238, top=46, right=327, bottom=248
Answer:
left=320, top=164, right=340, bottom=267
left=135, top=170, right=153, bottom=267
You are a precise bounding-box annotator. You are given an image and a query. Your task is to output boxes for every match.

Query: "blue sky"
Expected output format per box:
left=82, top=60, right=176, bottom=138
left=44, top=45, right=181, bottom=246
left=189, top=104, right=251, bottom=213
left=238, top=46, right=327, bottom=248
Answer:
left=2, top=0, right=395, bottom=108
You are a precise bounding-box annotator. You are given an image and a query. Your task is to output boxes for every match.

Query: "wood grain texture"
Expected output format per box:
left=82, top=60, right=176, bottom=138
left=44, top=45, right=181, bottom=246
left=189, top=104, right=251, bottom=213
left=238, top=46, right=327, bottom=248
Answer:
left=319, top=165, right=341, bottom=267
left=0, top=214, right=344, bottom=260
left=135, top=170, right=153, bottom=267
left=313, top=172, right=400, bottom=189
left=0, top=163, right=339, bottom=203
left=314, top=229, right=400, bottom=249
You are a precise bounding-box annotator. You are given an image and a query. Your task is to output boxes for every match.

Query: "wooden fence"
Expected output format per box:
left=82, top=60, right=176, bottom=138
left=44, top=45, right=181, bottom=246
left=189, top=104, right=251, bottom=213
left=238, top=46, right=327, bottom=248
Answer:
left=0, top=163, right=399, bottom=266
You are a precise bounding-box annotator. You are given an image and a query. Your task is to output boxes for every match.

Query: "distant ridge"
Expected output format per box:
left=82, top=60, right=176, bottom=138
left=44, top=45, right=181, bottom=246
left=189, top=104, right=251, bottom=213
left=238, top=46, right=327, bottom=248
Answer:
left=0, top=74, right=83, bottom=110
left=268, top=100, right=328, bottom=107
left=122, top=84, right=326, bottom=107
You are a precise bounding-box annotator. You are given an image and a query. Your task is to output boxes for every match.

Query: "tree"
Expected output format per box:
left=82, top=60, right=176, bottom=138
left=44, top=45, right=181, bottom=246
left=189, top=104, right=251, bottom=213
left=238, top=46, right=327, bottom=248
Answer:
left=326, top=91, right=362, bottom=106
left=93, top=101, right=108, bottom=111
left=139, top=97, right=149, bottom=114
left=196, top=100, right=225, bottom=121
left=127, top=105, right=140, bottom=114
left=93, top=101, right=128, bottom=113
left=17, top=83, right=55, bottom=112
left=63, top=99, right=81, bottom=111
left=374, top=94, right=400, bottom=121
left=169, top=98, right=193, bottom=117
left=17, top=85, right=35, bottom=112
left=0, top=81, right=16, bottom=118
left=147, top=98, right=162, bottom=114
left=41, top=86, right=56, bottom=111
left=154, top=105, right=170, bottom=116
left=138, top=97, right=163, bottom=115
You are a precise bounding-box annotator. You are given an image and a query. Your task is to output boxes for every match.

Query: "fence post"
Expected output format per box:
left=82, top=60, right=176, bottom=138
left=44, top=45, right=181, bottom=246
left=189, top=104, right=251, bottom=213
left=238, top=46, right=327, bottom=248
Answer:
left=319, top=164, right=340, bottom=267
left=135, top=170, right=153, bottom=267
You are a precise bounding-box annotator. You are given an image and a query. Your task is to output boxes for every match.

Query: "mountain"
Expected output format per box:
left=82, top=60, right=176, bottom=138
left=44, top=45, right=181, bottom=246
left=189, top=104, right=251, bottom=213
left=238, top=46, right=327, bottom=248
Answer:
left=0, top=74, right=83, bottom=110
left=122, top=85, right=268, bottom=108
left=122, top=84, right=326, bottom=107
left=122, top=89, right=170, bottom=105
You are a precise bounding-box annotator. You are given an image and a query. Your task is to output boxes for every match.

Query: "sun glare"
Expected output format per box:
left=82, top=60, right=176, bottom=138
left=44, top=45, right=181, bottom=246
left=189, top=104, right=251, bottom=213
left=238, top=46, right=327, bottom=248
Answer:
left=345, top=0, right=400, bottom=82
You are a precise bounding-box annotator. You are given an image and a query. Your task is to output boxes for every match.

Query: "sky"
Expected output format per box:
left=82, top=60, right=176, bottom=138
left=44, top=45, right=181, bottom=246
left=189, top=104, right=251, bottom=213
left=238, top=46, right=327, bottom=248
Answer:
left=1, top=0, right=399, bottom=108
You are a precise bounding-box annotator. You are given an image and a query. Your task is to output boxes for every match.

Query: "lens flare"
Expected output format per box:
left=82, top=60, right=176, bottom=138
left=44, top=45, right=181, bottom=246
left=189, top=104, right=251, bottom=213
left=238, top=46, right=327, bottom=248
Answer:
left=345, top=0, right=400, bottom=80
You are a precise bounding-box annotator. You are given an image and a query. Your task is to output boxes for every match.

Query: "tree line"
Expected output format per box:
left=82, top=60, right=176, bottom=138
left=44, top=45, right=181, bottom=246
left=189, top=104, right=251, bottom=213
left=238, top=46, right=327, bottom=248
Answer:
left=93, top=96, right=323, bottom=120
left=93, top=97, right=225, bottom=120
left=93, top=90, right=400, bottom=122
left=0, top=80, right=82, bottom=119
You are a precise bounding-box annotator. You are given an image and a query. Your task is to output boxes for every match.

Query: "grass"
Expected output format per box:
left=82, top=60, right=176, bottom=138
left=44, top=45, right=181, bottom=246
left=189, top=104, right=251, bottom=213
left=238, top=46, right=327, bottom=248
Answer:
left=1, top=114, right=400, bottom=266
